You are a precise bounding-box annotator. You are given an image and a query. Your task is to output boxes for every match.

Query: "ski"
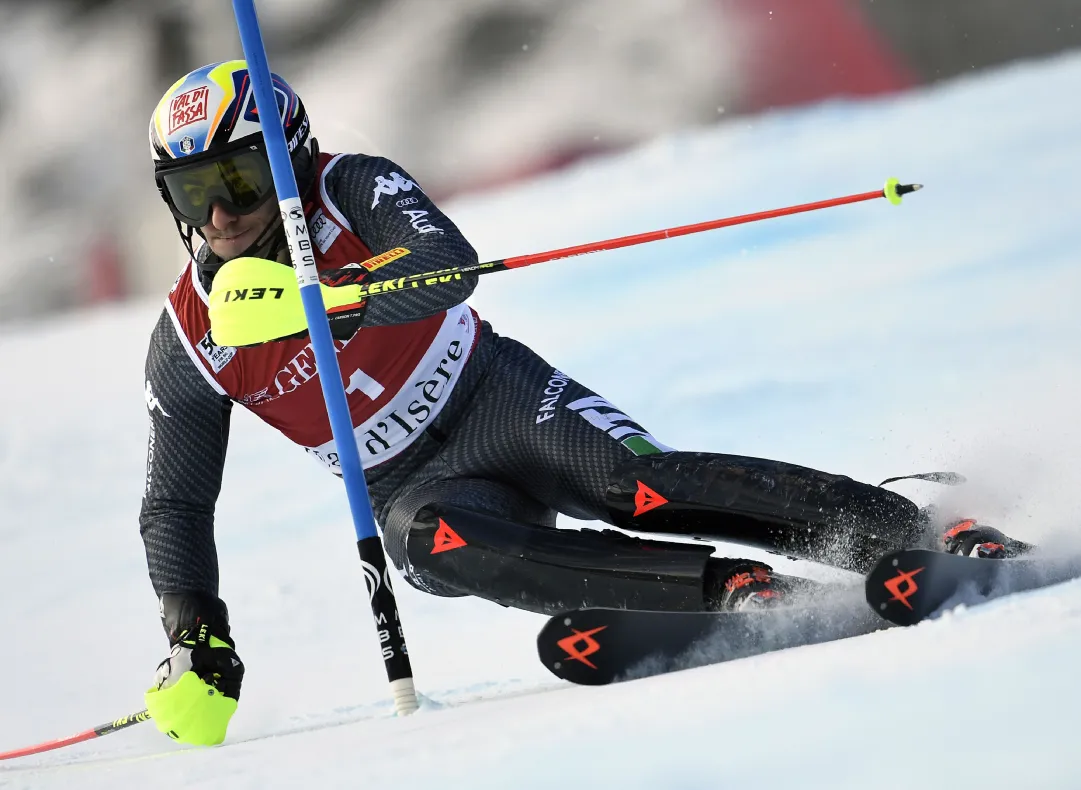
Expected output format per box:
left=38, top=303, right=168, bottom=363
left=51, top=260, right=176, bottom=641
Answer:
left=865, top=549, right=1081, bottom=627
left=536, top=585, right=884, bottom=685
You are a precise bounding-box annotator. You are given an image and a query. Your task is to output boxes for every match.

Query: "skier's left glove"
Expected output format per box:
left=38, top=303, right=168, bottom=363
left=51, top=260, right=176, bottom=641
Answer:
left=144, top=593, right=244, bottom=746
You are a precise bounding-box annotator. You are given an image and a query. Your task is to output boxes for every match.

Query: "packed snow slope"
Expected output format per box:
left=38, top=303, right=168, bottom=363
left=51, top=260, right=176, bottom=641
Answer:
left=3, top=54, right=1081, bottom=789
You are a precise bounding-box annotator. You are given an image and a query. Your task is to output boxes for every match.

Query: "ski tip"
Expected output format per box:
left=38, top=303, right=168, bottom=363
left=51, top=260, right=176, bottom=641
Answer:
left=865, top=550, right=932, bottom=627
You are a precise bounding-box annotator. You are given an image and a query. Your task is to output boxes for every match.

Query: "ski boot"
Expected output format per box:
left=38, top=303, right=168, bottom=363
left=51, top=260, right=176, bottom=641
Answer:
left=941, top=518, right=1033, bottom=559
left=704, top=559, right=818, bottom=611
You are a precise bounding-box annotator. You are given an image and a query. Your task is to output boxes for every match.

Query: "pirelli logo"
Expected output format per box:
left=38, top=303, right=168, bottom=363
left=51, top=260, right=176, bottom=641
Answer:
left=360, top=247, right=410, bottom=273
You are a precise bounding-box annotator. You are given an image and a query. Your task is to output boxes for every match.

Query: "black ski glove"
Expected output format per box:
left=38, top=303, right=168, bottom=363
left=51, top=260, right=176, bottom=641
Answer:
left=319, top=266, right=369, bottom=339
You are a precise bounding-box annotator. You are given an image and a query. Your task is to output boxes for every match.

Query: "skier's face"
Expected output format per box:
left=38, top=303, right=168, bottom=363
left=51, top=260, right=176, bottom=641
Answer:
left=201, top=198, right=278, bottom=261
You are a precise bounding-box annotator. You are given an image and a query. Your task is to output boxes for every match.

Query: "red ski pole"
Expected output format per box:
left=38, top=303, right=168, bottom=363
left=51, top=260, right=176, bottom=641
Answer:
left=347, top=179, right=923, bottom=299
left=500, top=178, right=920, bottom=269
left=0, top=709, right=150, bottom=761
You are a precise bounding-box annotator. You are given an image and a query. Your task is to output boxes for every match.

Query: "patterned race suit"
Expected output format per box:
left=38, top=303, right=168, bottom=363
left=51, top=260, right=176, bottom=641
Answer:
left=140, top=153, right=668, bottom=601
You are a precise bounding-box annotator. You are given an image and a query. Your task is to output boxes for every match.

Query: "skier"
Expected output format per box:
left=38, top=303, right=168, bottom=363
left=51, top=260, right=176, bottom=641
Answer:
left=140, top=62, right=1025, bottom=744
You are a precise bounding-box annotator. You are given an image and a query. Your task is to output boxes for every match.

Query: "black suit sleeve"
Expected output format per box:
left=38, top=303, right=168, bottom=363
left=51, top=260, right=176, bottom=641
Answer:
left=323, top=155, right=479, bottom=327
left=139, top=308, right=232, bottom=599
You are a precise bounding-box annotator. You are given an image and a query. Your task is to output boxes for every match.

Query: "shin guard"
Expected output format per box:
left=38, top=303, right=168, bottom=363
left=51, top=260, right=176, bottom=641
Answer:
left=605, top=452, right=923, bottom=573
left=405, top=504, right=714, bottom=615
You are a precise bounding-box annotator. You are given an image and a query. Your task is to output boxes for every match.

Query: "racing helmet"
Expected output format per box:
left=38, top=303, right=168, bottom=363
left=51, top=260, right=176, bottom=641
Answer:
left=149, top=60, right=318, bottom=264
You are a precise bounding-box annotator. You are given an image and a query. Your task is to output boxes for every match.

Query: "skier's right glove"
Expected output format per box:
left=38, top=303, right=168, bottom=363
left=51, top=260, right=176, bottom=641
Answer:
left=208, top=256, right=372, bottom=346
left=144, top=593, right=244, bottom=746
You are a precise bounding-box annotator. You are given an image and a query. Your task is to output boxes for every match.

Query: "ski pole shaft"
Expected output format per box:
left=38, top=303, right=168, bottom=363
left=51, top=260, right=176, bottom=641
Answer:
left=0, top=709, right=150, bottom=761
left=503, top=180, right=920, bottom=268
left=353, top=180, right=922, bottom=298
left=232, top=0, right=417, bottom=715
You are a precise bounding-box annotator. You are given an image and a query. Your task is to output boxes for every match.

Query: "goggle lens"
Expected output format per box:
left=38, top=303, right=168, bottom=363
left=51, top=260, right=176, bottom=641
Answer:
left=160, top=148, right=274, bottom=226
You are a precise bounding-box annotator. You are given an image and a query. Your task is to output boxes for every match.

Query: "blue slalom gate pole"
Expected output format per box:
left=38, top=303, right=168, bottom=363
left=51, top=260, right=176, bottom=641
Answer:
left=232, top=0, right=417, bottom=715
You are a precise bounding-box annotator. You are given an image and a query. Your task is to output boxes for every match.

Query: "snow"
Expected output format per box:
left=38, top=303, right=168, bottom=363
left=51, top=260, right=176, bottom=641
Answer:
left=3, top=52, right=1081, bottom=788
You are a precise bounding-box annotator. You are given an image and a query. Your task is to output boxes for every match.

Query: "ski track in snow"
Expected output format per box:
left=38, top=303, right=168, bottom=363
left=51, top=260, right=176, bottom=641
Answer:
left=2, top=54, right=1081, bottom=788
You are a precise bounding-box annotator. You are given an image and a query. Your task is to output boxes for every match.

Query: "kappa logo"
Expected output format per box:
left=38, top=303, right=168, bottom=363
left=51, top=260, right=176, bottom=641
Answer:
left=371, top=172, right=416, bottom=209
left=556, top=626, right=608, bottom=669
left=883, top=566, right=925, bottom=610
left=431, top=519, right=468, bottom=554
left=633, top=481, right=668, bottom=517
left=144, top=380, right=170, bottom=418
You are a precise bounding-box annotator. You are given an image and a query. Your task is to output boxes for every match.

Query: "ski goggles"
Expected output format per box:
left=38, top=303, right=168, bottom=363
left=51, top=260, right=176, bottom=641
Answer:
left=155, top=143, right=276, bottom=228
